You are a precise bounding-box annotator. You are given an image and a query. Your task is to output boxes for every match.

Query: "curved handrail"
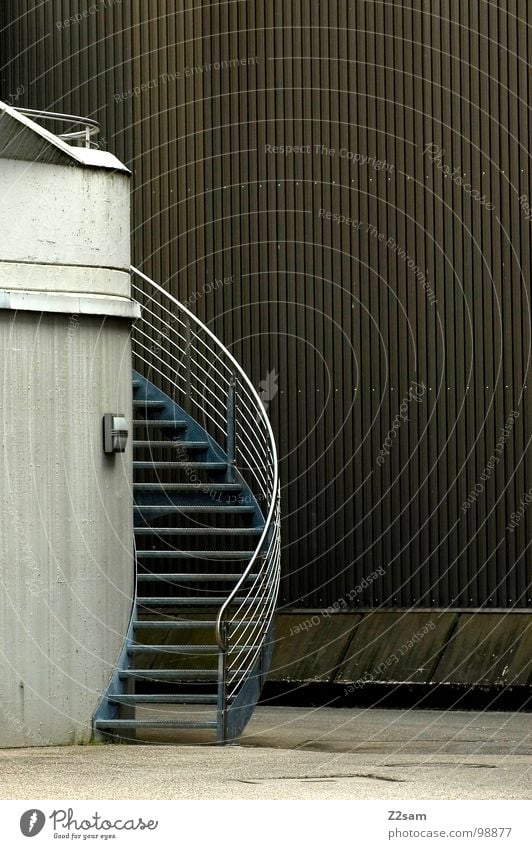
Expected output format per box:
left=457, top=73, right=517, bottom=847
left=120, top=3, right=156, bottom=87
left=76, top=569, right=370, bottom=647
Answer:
left=14, top=107, right=101, bottom=148
left=129, top=267, right=280, bottom=674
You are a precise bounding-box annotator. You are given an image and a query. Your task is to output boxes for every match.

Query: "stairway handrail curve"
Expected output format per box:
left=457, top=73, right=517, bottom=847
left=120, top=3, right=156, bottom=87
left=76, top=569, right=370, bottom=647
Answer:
left=14, top=106, right=101, bottom=147
left=130, top=265, right=280, bottom=652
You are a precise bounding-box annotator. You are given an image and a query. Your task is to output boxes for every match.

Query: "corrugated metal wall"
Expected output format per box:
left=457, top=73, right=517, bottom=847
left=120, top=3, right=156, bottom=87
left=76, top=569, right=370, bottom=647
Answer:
left=2, top=1, right=531, bottom=609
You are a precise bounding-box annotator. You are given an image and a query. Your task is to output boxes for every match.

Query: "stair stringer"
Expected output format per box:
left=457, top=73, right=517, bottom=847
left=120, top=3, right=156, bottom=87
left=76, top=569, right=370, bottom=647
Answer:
left=223, top=618, right=276, bottom=743
left=92, top=602, right=137, bottom=735
left=93, top=371, right=269, bottom=741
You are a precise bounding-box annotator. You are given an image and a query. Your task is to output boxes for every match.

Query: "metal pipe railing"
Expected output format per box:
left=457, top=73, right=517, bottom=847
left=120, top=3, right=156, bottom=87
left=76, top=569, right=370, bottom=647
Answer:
left=130, top=267, right=281, bottom=707
left=14, top=107, right=101, bottom=149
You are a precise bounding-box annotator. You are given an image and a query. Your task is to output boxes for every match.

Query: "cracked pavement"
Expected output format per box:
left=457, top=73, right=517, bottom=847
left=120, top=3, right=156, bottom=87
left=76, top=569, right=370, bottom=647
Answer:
left=0, top=706, right=530, bottom=799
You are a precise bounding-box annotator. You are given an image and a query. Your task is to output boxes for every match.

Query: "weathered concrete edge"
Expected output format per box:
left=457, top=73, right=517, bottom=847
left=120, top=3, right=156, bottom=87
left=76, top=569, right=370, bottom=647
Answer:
left=0, top=289, right=141, bottom=319
left=268, top=612, right=532, bottom=687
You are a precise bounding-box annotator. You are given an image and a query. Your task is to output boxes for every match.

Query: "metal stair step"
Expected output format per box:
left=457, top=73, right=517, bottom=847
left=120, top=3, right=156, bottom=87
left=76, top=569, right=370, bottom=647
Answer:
left=119, top=669, right=219, bottom=680
left=133, top=420, right=187, bottom=428
left=133, top=619, right=217, bottom=629
left=134, top=527, right=264, bottom=536
left=133, top=440, right=209, bottom=450
left=127, top=644, right=256, bottom=654
left=128, top=644, right=218, bottom=654
left=134, top=462, right=226, bottom=470
left=95, top=719, right=217, bottom=730
left=133, top=619, right=255, bottom=629
left=134, top=483, right=242, bottom=492
left=137, top=596, right=252, bottom=606
left=137, top=572, right=257, bottom=581
left=108, top=694, right=220, bottom=705
left=136, top=552, right=255, bottom=560
left=133, top=400, right=166, bottom=409
left=127, top=643, right=260, bottom=657
left=134, top=505, right=255, bottom=514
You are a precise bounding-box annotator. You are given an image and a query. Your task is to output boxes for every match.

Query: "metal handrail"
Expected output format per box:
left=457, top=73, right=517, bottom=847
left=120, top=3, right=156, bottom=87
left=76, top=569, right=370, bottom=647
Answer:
left=130, top=267, right=281, bottom=705
left=14, top=107, right=100, bottom=148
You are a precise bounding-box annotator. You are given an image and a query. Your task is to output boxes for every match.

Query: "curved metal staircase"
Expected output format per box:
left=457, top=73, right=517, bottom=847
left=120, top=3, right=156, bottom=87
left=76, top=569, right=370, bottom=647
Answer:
left=94, top=267, right=281, bottom=744
left=4, top=104, right=280, bottom=745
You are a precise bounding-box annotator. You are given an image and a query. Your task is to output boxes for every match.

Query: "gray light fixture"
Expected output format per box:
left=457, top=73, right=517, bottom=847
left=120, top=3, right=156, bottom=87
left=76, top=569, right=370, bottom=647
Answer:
left=103, top=414, right=128, bottom=454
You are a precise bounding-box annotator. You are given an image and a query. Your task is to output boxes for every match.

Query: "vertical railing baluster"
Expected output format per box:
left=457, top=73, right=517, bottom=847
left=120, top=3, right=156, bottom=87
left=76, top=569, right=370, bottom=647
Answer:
left=217, top=622, right=228, bottom=745
left=226, top=376, right=236, bottom=483
left=184, top=317, right=192, bottom=405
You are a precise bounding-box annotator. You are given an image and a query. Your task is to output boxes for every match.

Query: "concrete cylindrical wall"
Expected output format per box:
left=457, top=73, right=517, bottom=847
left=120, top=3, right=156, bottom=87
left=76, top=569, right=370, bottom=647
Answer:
left=0, top=130, right=135, bottom=746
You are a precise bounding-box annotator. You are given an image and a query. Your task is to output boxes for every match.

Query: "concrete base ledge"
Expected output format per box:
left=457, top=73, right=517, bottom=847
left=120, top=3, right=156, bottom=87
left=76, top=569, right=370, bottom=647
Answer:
left=267, top=611, right=532, bottom=687
left=0, top=262, right=132, bottom=298
left=0, top=288, right=141, bottom=319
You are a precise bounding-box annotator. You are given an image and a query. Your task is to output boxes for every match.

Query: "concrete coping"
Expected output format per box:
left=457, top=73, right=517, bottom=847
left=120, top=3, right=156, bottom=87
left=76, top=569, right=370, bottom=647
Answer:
left=0, top=288, right=141, bottom=319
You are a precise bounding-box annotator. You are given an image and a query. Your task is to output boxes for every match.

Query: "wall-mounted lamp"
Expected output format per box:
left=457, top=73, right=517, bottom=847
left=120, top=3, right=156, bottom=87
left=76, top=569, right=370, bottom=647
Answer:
left=103, top=414, right=128, bottom=454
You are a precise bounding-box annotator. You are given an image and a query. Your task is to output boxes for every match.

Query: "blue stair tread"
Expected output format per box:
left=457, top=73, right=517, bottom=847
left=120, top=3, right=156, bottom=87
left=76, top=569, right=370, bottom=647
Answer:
left=119, top=669, right=218, bottom=679
left=136, top=552, right=255, bottom=560
left=137, top=597, right=252, bottom=605
left=128, top=644, right=218, bottom=653
left=134, top=505, right=255, bottom=513
left=95, top=719, right=217, bottom=729
left=134, top=443, right=206, bottom=452
left=108, top=695, right=219, bottom=704
left=133, top=619, right=255, bottom=628
left=133, top=461, right=226, bottom=469
left=134, top=483, right=242, bottom=491
left=133, top=420, right=187, bottom=427
left=137, top=572, right=256, bottom=580
left=127, top=644, right=256, bottom=653
left=133, top=400, right=165, bottom=408
left=133, top=525, right=264, bottom=537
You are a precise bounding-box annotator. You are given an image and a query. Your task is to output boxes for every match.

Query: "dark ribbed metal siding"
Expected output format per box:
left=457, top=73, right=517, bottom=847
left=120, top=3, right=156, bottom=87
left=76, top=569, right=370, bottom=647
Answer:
left=2, top=1, right=531, bottom=609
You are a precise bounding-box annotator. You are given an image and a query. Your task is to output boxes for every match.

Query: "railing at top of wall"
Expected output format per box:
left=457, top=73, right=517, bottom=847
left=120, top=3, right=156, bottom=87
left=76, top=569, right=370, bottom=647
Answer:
left=15, top=108, right=101, bottom=148
left=130, top=266, right=281, bottom=713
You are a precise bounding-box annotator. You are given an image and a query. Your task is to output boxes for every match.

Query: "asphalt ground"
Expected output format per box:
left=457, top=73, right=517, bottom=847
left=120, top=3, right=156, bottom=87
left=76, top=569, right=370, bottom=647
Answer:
left=0, top=706, right=530, bottom=800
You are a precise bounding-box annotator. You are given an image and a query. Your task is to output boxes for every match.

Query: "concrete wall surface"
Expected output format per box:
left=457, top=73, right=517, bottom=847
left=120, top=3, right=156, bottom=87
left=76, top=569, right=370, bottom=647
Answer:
left=0, top=312, right=134, bottom=746
left=0, top=158, right=130, bottom=276
left=0, top=139, right=135, bottom=746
